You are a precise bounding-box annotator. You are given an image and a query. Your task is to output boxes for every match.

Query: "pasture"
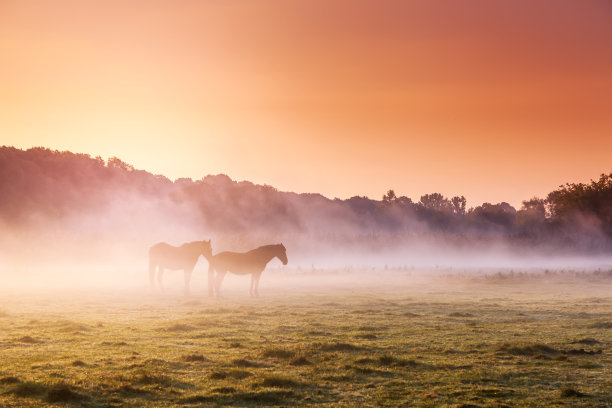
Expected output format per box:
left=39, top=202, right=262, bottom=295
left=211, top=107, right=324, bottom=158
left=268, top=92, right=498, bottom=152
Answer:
left=0, top=269, right=610, bottom=407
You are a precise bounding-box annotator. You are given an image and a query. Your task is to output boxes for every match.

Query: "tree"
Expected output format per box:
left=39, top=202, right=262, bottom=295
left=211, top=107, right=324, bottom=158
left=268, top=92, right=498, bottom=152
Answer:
left=419, top=193, right=452, bottom=212
left=107, top=156, right=134, bottom=171
left=515, top=197, right=546, bottom=232
left=547, top=173, right=612, bottom=236
left=382, top=189, right=397, bottom=203
left=395, top=195, right=413, bottom=207
left=451, top=196, right=466, bottom=215
left=470, top=202, right=517, bottom=230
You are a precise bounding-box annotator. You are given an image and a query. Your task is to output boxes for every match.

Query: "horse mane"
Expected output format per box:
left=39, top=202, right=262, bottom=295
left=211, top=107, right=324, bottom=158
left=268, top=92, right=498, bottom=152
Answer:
left=247, top=244, right=282, bottom=254
left=181, top=241, right=202, bottom=248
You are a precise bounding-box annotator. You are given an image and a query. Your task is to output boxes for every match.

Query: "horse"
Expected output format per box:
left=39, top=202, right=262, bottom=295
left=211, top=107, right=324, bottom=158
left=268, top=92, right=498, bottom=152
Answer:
left=149, top=240, right=212, bottom=295
left=208, top=243, right=288, bottom=297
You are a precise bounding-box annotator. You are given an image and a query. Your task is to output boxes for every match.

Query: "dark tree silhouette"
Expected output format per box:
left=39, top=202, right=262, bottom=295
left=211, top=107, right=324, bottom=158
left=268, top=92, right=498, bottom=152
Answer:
left=0, top=146, right=610, bottom=252
left=419, top=193, right=452, bottom=212
left=382, top=189, right=397, bottom=203
left=547, top=173, right=612, bottom=236
left=451, top=196, right=466, bottom=215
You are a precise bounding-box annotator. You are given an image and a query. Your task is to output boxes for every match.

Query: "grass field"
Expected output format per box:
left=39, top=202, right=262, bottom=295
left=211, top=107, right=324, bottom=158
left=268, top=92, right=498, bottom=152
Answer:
left=0, top=269, right=610, bottom=407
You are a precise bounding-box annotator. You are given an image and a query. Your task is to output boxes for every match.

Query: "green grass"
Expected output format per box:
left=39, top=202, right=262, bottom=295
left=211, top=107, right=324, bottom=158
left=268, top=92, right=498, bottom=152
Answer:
left=0, top=271, right=610, bottom=407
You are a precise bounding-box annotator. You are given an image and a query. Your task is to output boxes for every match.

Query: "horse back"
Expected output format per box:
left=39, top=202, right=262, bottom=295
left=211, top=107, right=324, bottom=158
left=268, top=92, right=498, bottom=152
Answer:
left=149, top=242, right=197, bottom=270
left=211, top=251, right=265, bottom=274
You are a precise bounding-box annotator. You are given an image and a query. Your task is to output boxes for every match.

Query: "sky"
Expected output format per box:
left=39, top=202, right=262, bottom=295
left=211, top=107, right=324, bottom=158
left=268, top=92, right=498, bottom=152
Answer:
left=1, top=0, right=611, bottom=208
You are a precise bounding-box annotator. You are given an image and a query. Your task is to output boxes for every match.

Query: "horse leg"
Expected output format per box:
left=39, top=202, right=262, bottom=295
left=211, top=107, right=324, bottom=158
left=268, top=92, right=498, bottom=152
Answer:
left=184, top=268, right=193, bottom=296
left=215, top=271, right=227, bottom=298
left=208, top=265, right=215, bottom=297
left=149, top=260, right=156, bottom=286
left=157, top=267, right=164, bottom=292
left=253, top=272, right=262, bottom=297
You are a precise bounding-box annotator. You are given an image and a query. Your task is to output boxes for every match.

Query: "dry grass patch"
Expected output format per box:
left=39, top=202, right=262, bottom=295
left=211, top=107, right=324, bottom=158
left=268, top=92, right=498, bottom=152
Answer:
left=261, top=374, right=303, bottom=388
left=262, top=347, right=296, bottom=359
left=209, top=369, right=252, bottom=380
left=182, top=354, right=208, bottom=362
left=320, top=342, right=362, bottom=352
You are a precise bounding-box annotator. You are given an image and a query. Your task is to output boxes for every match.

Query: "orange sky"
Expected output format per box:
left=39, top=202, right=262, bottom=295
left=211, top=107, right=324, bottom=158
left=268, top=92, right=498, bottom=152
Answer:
left=1, top=0, right=611, bottom=207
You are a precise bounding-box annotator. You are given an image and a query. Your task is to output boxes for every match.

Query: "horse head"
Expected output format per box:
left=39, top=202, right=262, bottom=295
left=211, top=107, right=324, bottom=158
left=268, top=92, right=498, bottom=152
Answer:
left=277, top=243, right=288, bottom=265
left=201, top=240, right=212, bottom=259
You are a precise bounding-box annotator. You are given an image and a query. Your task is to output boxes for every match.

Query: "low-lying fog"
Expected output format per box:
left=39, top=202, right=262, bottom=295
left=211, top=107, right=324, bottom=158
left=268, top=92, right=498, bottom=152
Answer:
left=1, top=149, right=610, bottom=293
left=1, top=229, right=610, bottom=294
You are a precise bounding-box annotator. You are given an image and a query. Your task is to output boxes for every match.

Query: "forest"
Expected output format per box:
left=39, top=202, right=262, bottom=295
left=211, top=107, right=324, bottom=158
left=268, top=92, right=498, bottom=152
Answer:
left=1, top=146, right=611, bottom=263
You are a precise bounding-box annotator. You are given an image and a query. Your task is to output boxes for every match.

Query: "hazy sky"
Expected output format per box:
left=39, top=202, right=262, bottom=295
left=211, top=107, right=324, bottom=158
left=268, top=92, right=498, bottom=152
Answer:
left=1, top=0, right=611, bottom=207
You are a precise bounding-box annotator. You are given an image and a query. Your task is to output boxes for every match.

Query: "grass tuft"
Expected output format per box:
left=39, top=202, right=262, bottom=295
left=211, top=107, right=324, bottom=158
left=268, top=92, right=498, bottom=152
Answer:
left=570, top=337, right=600, bottom=345
left=376, top=354, right=421, bottom=367
left=211, top=386, right=236, bottom=393
left=100, top=340, right=128, bottom=346
left=449, top=312, right=474, bottom=317
left=290, top=356, right=311, bottom=366
left=115, top=385, right=151, bottom=396
left=209, top=369, right=252, bottom=380
left=351, top=366, right=375, bottom=374
left=357, top=325, right=384, bottom=331
left=560, top=386, right=586, bottom=398
left=137, top=372, right=173, bottom=386
left=179, top=395, right=211, bottom=403
left=17, top=336, right=41, bottom=344
left=56, top=322, right=91, bottom=333
left=6, top=381, right=47, bottom=397
left=355, top=357, right=376, bottom=364
left=321, top=342, right=362, bottom=352
left=495, top=343, right=557, bottom=356
left=261, top=374, right=301, bottom=388
left=588, top=321, right=612, bottom=329
left=232, top=358, right=260, bottom=368
left=44, top=384, right=85, bottom=403
left=566, top=348, right=602, bottom=355
left=263, top=348, right=296, bottom=359
left=183, top=354, right=208, bottom=362
left=235, top=390, right=295, bottom=403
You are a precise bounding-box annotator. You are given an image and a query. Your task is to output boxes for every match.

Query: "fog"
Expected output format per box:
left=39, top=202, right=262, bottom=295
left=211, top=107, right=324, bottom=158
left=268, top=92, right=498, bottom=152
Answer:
left=0, top=147, right=611, bottom=293
left=2, top=197, right=610, bottom=294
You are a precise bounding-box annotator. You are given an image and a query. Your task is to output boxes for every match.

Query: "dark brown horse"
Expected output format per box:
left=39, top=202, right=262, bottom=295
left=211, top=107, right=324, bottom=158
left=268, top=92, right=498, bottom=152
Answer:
left=208, top=244, right=288, bottom=297
left=149, top=240, right=212, bottom=295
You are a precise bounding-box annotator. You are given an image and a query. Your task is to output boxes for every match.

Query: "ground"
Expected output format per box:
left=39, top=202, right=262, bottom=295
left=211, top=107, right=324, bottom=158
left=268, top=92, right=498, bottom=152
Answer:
left=0, top=269, right=610, bottom=407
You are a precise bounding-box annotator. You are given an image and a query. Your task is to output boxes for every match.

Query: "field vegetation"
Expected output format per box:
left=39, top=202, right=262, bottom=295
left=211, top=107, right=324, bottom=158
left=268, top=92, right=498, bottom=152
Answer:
left=0, top=270, right=610, bottom=407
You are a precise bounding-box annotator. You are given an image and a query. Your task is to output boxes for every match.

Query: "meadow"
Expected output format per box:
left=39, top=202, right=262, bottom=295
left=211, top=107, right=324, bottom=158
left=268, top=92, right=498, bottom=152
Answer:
left=0, top=269, right=610, bottom=407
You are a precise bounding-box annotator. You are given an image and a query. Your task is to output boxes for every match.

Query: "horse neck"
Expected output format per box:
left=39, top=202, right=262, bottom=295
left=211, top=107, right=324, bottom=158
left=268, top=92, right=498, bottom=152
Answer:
left=257, top=245, right=279, bottom=263
left=184, top=243, right=202, bottom=259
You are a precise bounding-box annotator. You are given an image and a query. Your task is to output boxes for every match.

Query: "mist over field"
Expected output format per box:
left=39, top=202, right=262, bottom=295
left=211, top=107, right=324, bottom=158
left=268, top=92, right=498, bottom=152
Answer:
left=2, top=1, right=612, bottom=405
left=0, top=146, right=611, bottom=290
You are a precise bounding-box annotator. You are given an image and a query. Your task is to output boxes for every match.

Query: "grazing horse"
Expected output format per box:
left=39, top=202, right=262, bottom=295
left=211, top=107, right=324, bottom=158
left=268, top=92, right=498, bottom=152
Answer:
left=208, top=244, right=288, bottom=297
left=149, top=240, right=212, bottom=295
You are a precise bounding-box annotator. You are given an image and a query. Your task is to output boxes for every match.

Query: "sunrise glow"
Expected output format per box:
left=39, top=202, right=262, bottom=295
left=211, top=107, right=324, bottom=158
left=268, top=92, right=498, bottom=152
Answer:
left=1, top=1, right=611, bottom=206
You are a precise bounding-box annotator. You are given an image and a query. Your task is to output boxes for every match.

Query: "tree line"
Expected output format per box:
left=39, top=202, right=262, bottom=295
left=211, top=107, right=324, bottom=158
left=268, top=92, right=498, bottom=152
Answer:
left=1, top=146, right=610, bottom=252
